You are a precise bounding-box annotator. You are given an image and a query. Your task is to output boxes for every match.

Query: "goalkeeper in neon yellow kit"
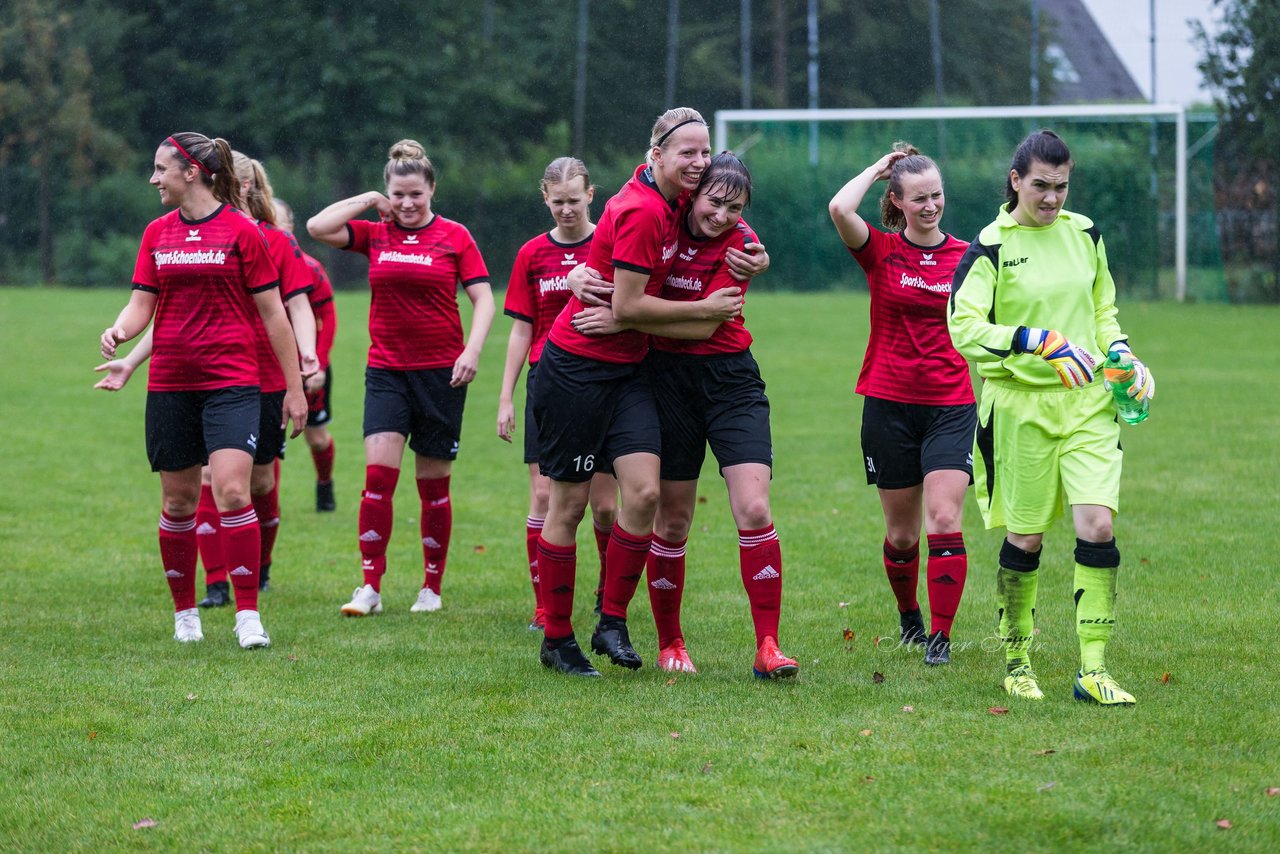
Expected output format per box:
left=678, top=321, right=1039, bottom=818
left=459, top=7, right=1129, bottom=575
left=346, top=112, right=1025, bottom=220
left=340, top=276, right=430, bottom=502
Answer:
left=948, top=130, right=1156, bottom=705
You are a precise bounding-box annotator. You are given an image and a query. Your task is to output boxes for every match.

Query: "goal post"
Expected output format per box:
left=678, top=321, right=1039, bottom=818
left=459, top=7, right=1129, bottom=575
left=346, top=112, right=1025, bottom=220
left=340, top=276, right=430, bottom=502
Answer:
left=715, top=104, right=1192, bottom=301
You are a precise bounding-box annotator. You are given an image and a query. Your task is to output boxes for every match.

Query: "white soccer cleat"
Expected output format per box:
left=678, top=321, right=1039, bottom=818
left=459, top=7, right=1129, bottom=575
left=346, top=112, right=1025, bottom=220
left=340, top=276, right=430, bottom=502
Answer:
left=234, top=609, right=270, bottom=649
left=410, top=588, right=442, bottom=613
left=340, top=584, right=383, bottom=616
left=174, top=608, right=204, bottom=643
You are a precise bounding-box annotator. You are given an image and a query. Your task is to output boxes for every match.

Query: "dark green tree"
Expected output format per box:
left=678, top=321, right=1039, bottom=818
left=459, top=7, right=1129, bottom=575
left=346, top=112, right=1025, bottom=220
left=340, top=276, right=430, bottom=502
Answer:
left=0, top=0, right=126, bottom=283
left=1194, top=0, right=1280, bottom=298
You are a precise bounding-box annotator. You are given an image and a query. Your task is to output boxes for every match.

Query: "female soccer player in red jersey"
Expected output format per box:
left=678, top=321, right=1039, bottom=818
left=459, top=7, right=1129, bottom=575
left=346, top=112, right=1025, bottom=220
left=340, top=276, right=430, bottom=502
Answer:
left=497, top=157, right=618, bottom=631
left=308, top=139, right=495, bottom=617
left=531, top=108, right=754, bottom=677
left=275, top=198, right=340, bottom=514
left=570, top=152, right=798, bottom=679
left=99, top=132, right=308, bottom=648
left=828, top=144, right=976, bottom=666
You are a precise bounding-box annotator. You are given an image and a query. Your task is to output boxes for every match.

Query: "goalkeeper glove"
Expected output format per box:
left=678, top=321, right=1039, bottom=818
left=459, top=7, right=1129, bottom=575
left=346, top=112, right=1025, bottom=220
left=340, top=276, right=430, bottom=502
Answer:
left=1015, top=327, right=1097, bottom=389
left=1104, top=342, right=1155, bottom=402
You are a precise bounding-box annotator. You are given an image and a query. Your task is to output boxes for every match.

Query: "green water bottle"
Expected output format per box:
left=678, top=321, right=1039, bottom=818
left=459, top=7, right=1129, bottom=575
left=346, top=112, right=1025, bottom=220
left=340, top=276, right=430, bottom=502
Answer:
left=1103, top=350, right=1148, bottom=425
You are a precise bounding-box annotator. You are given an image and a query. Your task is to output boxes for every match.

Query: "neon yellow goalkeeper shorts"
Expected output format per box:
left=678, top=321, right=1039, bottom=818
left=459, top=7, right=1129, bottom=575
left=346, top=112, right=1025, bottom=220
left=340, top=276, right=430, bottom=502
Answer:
left=972, top=378, right=1122, bottom=533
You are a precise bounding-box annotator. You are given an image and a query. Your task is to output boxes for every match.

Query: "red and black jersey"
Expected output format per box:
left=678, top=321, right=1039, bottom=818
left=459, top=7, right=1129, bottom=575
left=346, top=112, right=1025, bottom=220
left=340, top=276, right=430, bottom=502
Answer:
left=301, top=250, right=336, bottom=370
left=253, top=222, right=315, bottom=392
left=851, top=227, right=974, bottom=406
left=132, top=204, right=278, bottom=391
left=504, top=231, right=593, bottom=365
left=345, top=215, right=489, bottom=370
left=548, top=164, right=682, bottom=365
left=652, top=218, right=757, bottom=356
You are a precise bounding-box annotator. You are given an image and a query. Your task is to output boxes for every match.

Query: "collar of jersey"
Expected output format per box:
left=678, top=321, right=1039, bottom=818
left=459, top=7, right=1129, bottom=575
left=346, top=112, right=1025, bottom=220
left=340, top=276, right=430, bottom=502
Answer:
left=392, top=213, right=438, bottom=233
left=547, top=229, right=594, bottom=249
left=899, top=231, right=950, bottom=251
left=997, top=204, right=1076, bottom=230
left=179, top=203, right=226, bottom=226
left=637, top=164, right=680, bottom=211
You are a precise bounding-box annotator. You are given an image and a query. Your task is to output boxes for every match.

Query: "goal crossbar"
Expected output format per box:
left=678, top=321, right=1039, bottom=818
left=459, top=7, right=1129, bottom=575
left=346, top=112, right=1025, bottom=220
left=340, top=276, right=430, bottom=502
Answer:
left=715, top=105, right=1189, bottom=301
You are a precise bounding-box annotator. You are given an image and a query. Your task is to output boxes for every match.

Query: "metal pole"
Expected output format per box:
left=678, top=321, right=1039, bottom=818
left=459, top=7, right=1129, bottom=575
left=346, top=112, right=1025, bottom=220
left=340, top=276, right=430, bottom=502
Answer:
left=1176, top=108, right=1187, bottom=302
left=573, top=0, right=588, bottom=156
left=666, top=0, right=680, bottom=107
left=741, top=0, right=752, bottom=109
left=1030, top=0, right=1040, bottom=107
left=930, top=0, right=946, bottom=158
left=807, top=0, right=818, bottom=165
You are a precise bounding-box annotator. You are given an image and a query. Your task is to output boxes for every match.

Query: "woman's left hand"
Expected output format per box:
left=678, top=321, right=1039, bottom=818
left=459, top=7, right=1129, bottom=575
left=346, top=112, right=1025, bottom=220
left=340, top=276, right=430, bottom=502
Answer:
left=451, top=347, right=480, bottom=387
left=726, top=242, right=769, bottom=282
left=571, top=306, right=622, bottom=336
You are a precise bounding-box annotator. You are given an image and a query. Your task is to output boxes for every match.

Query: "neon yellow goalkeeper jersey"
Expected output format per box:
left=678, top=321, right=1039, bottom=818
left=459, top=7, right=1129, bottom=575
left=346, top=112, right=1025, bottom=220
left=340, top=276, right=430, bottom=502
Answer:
left=948, top=205, right=1127, bottom=388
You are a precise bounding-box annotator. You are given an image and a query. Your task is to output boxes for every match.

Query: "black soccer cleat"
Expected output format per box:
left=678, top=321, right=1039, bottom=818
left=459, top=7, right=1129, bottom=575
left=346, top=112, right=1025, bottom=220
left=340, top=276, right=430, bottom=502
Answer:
left=899, top=608, right=927, bottom=648
left=316, top=480, right=336, bottom=512
left=198, top=581, right=231, bottom=609
left=540, top=635, right=600, bottom=677
left=258, top=562, right=271, bottom=592
left=924, top=630, right=951, bottom=665
left=590, top=616, right=643, bottom=669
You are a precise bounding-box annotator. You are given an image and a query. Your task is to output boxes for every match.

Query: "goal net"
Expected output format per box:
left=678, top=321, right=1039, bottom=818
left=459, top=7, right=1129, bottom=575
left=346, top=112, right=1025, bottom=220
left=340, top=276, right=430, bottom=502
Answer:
left=714, top=105, right=1224, bottom=302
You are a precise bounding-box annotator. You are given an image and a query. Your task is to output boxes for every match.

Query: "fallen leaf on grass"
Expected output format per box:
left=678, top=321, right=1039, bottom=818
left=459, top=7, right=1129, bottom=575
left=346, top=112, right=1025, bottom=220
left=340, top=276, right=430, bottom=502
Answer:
left=1216, top=819, right=1232, bottom=830
left=185, top=693, right=198, bottom=702
left=132, top=819, right=158, bottom=830
left=1033, top=749, right=1056, bottom=756
left=1266, top=787, right=1280, bottom=797
left=838, top=601, right=849, bottom=609
left=670, top=732, right=681, bottom=740
left=863, top=775, right=875, bottom=783
left=901, top=705, right=915, bottom=713
left=1032, top=627, right=1041, bottom=636
left=1140, top=557, right=1150, bottom=566
left=473, top=544, right=487, bottom=554
left=287, top=654, right=299, bottom=662
left=88, top=731, right=97, bottom=741
left=843, top=628, right=855, bottom=641
left=988, top=707, right=1009, bottom=716
left=665, top=678, right=677, bottom=686
left=873, top=636, right=882, bottom=648
left=1036, top=781, right=1056, bottom=793
left=1161, top=672, right=1171, bottom=685
left=872, top=672, right=885, bottom=684
left=859, top=729, right=873, bottom=737
left=700, top=762, right=712, bottom=774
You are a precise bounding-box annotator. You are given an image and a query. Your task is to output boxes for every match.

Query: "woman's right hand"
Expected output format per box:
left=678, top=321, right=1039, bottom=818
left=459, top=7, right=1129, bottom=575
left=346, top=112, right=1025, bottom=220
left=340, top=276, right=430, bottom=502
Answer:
left=700, top=286, right=744, bottom=322
left=567, top=263, right=614, bottom=307
left=870, top=150, right=907, bottom=181
left=367, top=192, right=395, bottom=222
left=497, top=400, right=516, bottom=443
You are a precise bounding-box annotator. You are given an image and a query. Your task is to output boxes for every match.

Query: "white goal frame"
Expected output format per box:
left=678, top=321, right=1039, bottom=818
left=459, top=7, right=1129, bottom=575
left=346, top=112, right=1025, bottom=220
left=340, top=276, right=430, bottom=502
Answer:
left=715, top=104, right=1189, bottom=301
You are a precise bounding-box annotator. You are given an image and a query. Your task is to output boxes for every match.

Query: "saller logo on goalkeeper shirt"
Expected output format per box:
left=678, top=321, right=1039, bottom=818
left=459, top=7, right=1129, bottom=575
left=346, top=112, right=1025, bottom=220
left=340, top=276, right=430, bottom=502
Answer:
left=1002, top=257, right=1029, bottom=268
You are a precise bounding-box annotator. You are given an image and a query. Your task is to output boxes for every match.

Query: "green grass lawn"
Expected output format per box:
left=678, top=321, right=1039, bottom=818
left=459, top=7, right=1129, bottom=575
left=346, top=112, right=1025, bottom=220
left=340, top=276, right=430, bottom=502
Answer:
left=1, top=287, right=1277, bottom=851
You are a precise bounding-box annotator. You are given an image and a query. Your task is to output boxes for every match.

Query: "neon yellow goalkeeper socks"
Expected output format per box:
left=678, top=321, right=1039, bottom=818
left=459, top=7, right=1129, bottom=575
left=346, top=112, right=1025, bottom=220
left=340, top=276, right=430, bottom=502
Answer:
left=1074, top=563, right=1117, bottom=672
left=996, top=565, right=1038, bottom=671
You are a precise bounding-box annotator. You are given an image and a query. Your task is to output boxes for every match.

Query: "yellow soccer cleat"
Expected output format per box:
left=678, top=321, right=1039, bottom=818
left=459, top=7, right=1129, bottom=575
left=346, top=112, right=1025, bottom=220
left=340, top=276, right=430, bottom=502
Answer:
left=1004, top=664, right=1045, bottom=700
left=1073, top=668, right=1136, bottom=706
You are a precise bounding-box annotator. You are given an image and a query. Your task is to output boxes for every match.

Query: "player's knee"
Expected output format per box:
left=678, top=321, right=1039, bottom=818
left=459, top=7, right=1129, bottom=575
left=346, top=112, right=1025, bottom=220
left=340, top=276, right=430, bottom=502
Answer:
left=733, top=494, right=772, bottom=531
left=624, top=481, right=661, bottom=516
left=213, top=482, right=251, bottom=511
left=654, top=514, right=691, bottom=541
left=925, top=504, right=962, bottom=535
left=885, top=529, right=920, bottom=552
left=1074, top=537, right=1120, bottom=568
left=1000, top=538, right=1042, bottom=572
left=530, top=480, right=551, bottom=511
left=250, top=466, right=275, bottom=496
left=591, top=506, right=617, bottom=530
left=162, top=490, right=199, bottom=517
left=1076, top=517, right=1114, bottom=544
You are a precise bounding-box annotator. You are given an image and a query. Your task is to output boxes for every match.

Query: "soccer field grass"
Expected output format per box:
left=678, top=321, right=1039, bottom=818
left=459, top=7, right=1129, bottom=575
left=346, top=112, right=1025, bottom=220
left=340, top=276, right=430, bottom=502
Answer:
left=1, top=287, right=1278, bottom=851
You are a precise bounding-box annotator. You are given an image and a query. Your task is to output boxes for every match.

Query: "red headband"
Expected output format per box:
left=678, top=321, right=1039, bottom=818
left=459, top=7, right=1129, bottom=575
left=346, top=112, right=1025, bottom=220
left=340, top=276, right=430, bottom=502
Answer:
left=166, top=136, right=213, bottom=176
